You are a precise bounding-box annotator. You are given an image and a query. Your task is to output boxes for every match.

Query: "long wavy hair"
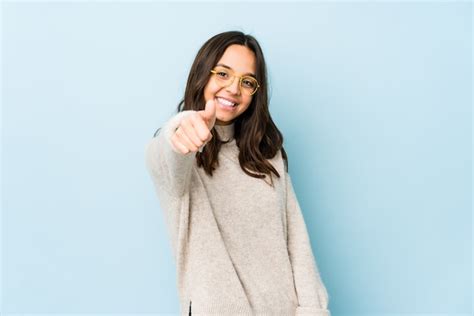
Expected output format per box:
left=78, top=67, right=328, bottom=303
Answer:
left=175, top=31, right=288, bottom=186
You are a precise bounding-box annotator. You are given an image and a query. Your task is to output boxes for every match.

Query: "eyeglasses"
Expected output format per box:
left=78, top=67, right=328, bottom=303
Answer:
left=210, top=66, right=260, bottom=96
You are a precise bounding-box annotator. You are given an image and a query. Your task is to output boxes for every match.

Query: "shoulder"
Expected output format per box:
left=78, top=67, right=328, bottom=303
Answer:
left=275, top=147, right=289, bottom=174
left=269, top=148, right=289, bottom=179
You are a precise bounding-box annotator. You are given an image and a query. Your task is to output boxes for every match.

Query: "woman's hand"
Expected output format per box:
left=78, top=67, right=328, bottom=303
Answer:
left=171, top=99, right=217, bottom=154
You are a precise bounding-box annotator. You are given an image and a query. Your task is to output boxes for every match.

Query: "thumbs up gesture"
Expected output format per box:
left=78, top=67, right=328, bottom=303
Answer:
left=171, top=99, right=217, bottom=154
left=199, top=98, right=217, bottom=130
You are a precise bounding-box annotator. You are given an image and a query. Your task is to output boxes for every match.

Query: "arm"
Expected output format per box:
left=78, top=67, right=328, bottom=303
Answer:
left=285, top=172, right=331, bottom=316
left=145, top=110, right=197, bottom=198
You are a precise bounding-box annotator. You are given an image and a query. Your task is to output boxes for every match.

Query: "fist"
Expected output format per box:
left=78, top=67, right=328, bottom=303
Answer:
left=171, top=99, right=217, bottom=154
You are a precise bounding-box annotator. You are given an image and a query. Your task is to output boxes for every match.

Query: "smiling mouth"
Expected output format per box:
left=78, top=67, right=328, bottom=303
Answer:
left=216, top=97, right=238, bottom=107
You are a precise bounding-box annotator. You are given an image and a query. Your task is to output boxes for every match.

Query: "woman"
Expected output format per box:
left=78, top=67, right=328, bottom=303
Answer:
left=145, top=30, right=331, bottom=315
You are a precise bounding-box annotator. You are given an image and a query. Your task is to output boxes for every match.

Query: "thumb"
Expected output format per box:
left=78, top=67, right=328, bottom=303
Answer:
left=198, top=98, right=217, bottom=129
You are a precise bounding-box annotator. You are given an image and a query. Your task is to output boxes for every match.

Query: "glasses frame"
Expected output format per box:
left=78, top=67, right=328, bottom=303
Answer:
left=210, top=67, right=260, bottom=96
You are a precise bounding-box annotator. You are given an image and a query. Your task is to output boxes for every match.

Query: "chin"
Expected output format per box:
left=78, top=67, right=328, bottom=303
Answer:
left=216, top=115, right=235, bottom=124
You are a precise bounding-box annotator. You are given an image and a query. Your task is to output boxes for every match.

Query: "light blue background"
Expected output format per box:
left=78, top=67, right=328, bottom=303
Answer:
left=1, top=1, right=472, bottom=315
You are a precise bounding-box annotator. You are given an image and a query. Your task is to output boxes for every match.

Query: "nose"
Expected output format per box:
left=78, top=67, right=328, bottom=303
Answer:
left=225, top=76, right=241, bottom=95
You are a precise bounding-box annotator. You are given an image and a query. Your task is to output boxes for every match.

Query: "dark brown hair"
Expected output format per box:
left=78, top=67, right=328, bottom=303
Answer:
left=176, top=30, right=288, bottom=186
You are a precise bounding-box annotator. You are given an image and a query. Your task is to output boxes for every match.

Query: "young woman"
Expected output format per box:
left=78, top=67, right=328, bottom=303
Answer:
left=145, top=31, right=331, bottom=316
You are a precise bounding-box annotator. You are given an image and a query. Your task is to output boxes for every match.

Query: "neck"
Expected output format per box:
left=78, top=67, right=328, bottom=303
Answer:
left=214, top=121, right=235, bottom=141
left=215, top=120, right=234, bottom=126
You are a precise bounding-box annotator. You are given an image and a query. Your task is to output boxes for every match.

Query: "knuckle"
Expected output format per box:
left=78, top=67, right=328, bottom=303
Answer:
left=205, top=131, right=212, bottom=141
left=181, top=118, right=191, bottom=128
left=190, top=113, right=199, bottom=122
left=171, top=133, right=179, bottom=144
left=197, top=132, right=206, bottom=143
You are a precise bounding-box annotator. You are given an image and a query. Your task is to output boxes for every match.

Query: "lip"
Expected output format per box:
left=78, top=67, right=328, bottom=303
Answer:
left=215, top=97, right=238, bottom=111
left=216, top=96, right=239, bottom=105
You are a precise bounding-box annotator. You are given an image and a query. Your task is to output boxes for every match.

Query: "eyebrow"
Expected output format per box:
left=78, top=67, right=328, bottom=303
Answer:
left=215, top=63, right=256, bottom=78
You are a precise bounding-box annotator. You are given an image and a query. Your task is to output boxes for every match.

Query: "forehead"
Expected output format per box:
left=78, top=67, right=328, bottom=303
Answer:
left=216, top=44, right=256, bottom=75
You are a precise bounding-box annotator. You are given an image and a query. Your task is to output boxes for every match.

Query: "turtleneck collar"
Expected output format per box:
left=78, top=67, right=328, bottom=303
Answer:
left=214, top=122, right=235, bottom=141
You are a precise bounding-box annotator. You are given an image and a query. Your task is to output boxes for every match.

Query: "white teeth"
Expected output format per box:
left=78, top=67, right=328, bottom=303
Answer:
left=217, top=97, right=237, bottom=107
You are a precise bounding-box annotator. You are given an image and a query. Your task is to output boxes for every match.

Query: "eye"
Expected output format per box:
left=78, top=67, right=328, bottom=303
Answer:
left=216, top=71, right=229, bottom=78
left=242, top=78, right=256, bottom=88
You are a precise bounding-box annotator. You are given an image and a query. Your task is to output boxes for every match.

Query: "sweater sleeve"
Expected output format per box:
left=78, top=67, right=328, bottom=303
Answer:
left=285, top=172, right=331, bottom=316
left=145, top=110, right=197, bottom=198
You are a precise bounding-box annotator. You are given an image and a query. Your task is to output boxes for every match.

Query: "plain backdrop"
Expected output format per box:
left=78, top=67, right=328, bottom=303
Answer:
left=1, top=1, right=472, bottom=315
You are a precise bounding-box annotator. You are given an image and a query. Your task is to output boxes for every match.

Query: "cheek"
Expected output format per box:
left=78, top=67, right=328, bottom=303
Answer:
left=241, top=96, right=252, bottom=108
left=204, top=82, right=221, bottom=97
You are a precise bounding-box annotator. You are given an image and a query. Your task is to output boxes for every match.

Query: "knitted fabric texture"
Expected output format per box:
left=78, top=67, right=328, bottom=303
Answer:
left=145, top=110, right=331, bottom=316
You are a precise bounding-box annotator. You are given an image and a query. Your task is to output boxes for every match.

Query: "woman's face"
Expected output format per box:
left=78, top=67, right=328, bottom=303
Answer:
left=204, top=44, right=257, bottom=126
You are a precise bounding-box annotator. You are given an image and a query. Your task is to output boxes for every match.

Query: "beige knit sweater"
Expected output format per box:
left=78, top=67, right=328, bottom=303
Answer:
left=144, top=110, right=331, bottom=316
